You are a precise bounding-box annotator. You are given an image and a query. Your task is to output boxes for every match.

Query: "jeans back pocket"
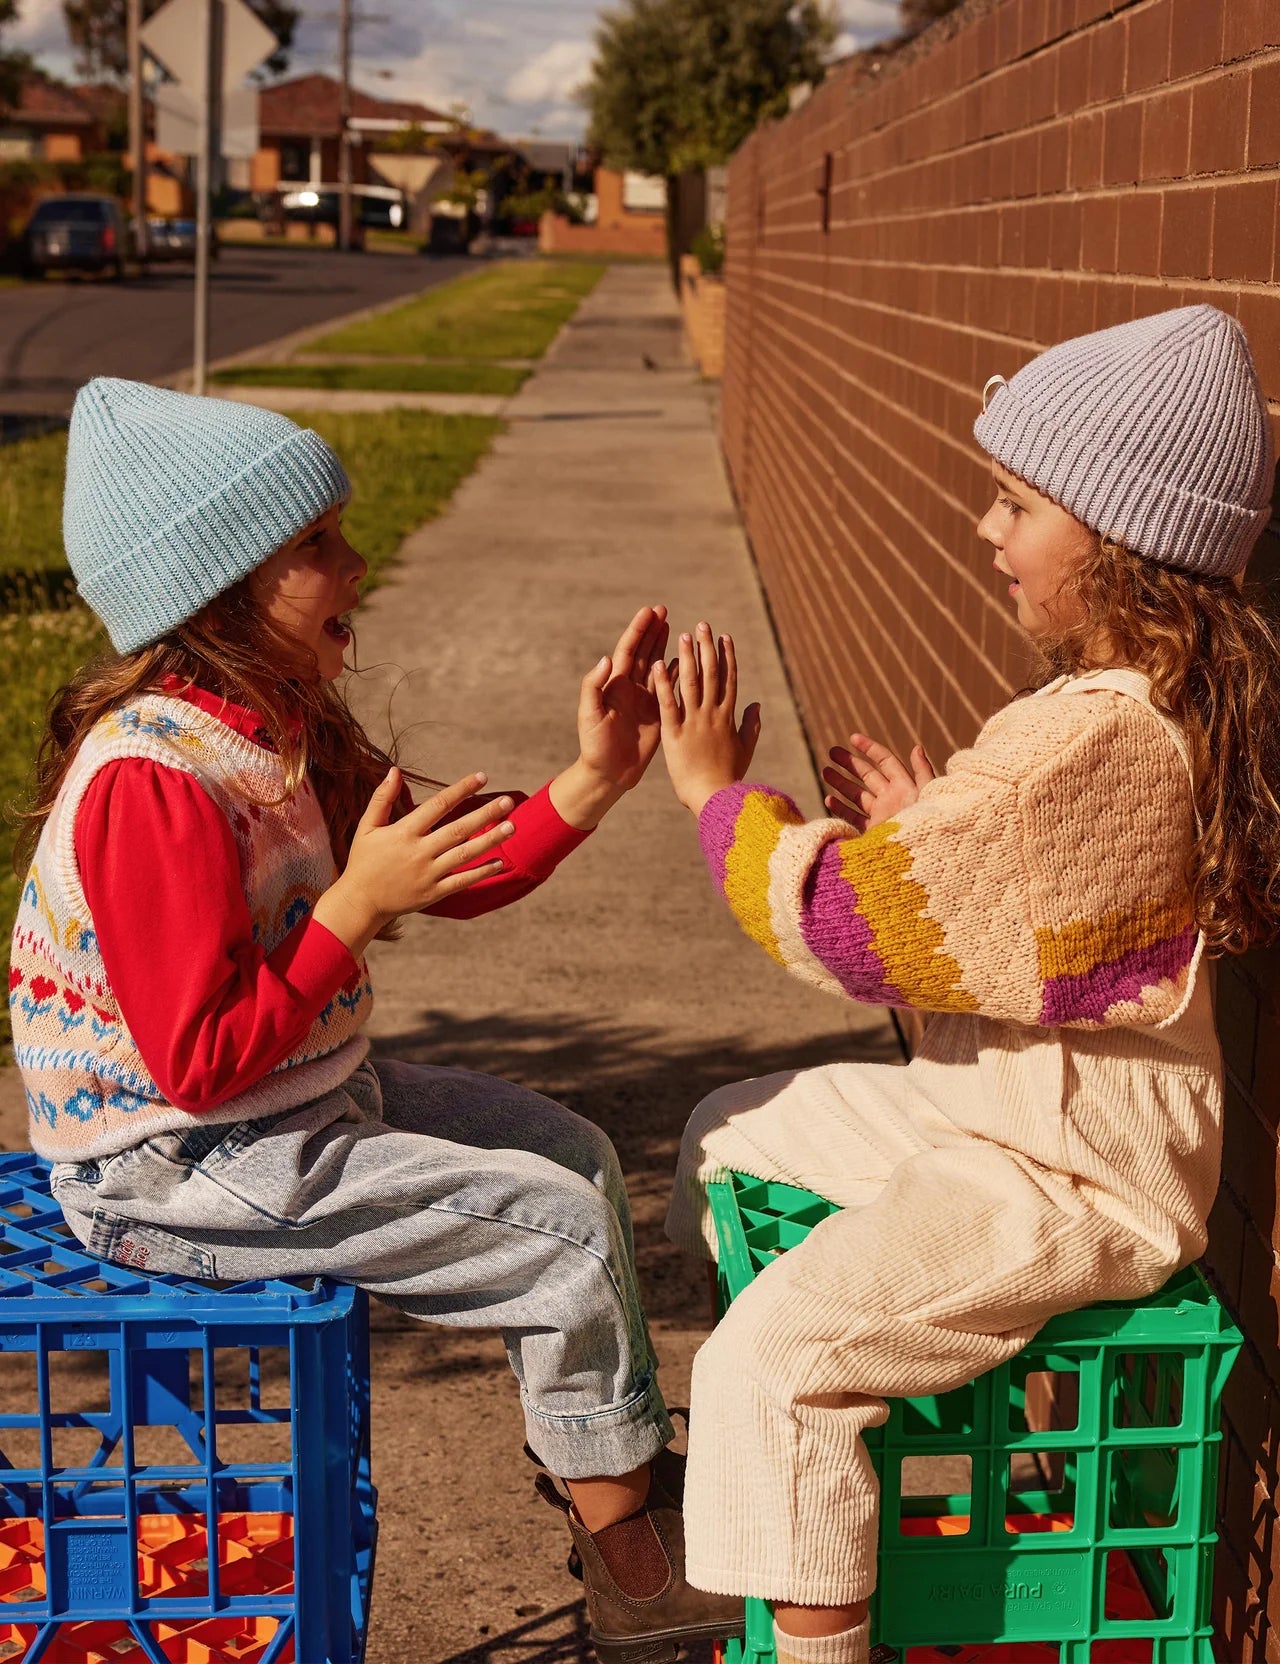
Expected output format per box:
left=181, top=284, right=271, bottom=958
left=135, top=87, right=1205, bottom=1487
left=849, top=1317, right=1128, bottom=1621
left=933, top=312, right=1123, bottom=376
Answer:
left=88, top=1209, right=216, bottom=1280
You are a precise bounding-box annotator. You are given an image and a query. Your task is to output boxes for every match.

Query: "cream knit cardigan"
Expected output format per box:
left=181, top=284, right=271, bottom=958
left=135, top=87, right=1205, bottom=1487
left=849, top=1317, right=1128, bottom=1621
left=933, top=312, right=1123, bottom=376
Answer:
left=680, top=668, right=1222, bottom=1270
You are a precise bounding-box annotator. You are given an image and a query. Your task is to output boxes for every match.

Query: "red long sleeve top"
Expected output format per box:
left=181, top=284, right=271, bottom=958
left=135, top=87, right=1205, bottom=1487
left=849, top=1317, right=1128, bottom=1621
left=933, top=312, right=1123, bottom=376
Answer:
left=73, top=683, right=591, bottom=1114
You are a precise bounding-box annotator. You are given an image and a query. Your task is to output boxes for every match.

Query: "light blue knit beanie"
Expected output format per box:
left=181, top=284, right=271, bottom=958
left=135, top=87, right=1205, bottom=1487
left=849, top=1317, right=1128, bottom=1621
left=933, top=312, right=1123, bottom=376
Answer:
left=63, top=378, right=351, bottom=653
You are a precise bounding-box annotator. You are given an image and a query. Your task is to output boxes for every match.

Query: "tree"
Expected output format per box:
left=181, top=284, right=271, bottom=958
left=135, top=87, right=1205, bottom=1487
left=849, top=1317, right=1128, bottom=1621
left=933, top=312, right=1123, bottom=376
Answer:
left=583, top=0, right=838, bottom=177
left=899, top=0, right=965, bottom=37
left=62, top=0, right=297, bottom=85
left=0, top=0, right=32, bottom=110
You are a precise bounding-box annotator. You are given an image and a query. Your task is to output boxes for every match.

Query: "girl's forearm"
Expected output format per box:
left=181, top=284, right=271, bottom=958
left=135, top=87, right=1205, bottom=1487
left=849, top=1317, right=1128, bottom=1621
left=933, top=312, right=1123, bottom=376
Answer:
left=549, top=757, right=627, bottom=830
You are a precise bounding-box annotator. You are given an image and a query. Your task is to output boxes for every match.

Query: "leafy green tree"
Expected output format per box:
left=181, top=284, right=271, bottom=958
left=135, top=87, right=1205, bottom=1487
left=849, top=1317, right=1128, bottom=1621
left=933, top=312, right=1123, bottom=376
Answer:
left=62, top=0, right=297, bottom=84
left=584, top=0, right=837, bottom=176
left=0, top=0, right=33, bottom=110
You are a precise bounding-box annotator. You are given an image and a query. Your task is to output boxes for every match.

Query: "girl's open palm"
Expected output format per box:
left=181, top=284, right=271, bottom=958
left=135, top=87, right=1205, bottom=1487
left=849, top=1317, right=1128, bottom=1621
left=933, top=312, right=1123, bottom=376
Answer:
left=577, top=605, right=670, bottom=792
left=822, top=734, right=936, bottom=832
left=654, top=621, right=762, bottom=814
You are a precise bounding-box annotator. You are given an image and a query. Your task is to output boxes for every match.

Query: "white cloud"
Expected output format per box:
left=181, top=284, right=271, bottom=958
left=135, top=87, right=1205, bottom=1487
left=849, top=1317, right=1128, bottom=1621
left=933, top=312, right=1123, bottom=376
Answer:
left=834, top=0, right=901, bottom=46
left=505, top=39, right=593, bottom=108
left=11, top=0, right=72, bottom=58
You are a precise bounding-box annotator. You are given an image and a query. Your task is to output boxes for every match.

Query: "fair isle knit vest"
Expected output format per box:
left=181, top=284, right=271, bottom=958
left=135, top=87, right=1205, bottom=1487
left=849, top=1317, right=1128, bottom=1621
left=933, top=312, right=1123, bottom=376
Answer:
left=11, top=693, right=372, bottom=1161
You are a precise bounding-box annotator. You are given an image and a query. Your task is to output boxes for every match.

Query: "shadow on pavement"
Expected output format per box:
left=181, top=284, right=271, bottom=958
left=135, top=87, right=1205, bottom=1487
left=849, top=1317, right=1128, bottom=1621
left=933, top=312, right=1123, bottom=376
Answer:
left=371, top=1006, right=902, bottom=1326
left=432, top=1598, right=717, bottom=1664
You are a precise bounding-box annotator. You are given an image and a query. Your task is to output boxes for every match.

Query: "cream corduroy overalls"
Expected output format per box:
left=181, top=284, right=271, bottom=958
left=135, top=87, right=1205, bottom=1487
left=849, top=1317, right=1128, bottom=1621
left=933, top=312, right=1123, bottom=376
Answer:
left=666, top=670, right=1223, bottom=1604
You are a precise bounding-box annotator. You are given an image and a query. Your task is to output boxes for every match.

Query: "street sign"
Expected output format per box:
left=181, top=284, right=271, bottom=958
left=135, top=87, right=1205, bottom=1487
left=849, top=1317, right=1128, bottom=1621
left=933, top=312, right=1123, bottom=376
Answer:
left=141, top=0, right=275, bottom=157
left=154, top=80, right=257, bottom=157
left=139, top=0, right=279, bottom=397
left=140, top=0, right=276, bottom=91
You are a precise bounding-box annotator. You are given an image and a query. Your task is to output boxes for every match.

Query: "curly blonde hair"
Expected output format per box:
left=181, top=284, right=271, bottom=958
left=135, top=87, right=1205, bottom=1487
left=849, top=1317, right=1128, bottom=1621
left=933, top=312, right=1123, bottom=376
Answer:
left=1036, top=535, right=1280, bottom=957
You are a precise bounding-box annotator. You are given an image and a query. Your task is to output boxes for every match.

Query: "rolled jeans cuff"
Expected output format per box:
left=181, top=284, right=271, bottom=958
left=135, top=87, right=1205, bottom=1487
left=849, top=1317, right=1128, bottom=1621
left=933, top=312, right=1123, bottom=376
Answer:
left=523, top=1370, right=673, bottom=1479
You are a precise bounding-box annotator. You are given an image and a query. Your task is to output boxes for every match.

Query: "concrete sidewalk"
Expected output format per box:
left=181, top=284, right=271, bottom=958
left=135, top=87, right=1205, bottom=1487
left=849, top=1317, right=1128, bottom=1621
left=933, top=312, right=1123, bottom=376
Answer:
left=345, top=264, right=897, bottom=1663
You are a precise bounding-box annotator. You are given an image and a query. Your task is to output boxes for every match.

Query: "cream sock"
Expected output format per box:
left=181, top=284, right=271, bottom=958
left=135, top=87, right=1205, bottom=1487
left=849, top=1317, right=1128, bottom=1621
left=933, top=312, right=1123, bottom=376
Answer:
left=772, top=1616, right=871, bottom=1664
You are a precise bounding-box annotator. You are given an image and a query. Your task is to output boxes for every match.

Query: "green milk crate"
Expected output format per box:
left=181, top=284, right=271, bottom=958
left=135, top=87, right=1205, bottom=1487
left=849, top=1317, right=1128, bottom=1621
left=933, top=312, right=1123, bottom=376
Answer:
left=707, top=1173, right=1242, bottom=1664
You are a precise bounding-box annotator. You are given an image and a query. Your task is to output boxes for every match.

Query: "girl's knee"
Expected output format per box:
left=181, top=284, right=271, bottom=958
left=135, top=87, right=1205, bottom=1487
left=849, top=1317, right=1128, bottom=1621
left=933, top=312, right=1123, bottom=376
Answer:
left=693, top=1274, right=806, bottom=1399
left=676, top=1078, right=749, bottom=1181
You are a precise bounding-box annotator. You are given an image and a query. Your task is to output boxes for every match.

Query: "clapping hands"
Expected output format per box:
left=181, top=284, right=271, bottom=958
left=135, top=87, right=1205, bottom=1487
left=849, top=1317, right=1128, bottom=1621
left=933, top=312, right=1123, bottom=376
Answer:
left=549, top=605, right=670, bottom=829
left=654, top=621, right=762, bottom=814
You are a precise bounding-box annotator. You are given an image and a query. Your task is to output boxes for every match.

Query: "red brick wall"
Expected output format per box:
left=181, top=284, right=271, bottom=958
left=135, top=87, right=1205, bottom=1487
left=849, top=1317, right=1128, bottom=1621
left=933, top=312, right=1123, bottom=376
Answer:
left=719, top=1, right=1280, bottom=1654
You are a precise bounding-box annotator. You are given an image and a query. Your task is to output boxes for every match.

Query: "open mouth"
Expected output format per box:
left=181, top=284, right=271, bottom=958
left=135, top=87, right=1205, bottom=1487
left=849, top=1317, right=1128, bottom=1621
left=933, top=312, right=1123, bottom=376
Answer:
left=322, top=613, right=353, bottom=645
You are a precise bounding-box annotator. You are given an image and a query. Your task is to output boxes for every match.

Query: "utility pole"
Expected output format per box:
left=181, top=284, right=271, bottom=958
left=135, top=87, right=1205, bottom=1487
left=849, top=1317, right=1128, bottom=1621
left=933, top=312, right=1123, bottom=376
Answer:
left=193, top=0, right=223, bottom=394
left=127, top=0, right=148, bottom=271
left=337, top=0, right=353, bottom=252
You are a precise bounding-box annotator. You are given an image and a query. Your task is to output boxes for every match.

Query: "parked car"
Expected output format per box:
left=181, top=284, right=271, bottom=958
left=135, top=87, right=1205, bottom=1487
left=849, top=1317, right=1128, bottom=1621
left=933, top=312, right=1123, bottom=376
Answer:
left=138, top=217, right=219, bottom=262
left=21, top=194, right=128, bottom=280
left=276, top=185, right=408, bottom=231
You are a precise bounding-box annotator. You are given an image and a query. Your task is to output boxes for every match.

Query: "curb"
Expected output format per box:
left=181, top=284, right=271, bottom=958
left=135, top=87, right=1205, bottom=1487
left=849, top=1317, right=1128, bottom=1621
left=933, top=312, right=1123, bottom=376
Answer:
left=159, top=265, right=480, bottom=391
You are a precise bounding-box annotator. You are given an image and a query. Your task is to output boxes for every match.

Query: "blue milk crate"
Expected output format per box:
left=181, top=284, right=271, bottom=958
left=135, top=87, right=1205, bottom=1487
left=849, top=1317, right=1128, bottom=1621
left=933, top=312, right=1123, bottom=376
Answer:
left=0, top=1151, right=376, bottom=1664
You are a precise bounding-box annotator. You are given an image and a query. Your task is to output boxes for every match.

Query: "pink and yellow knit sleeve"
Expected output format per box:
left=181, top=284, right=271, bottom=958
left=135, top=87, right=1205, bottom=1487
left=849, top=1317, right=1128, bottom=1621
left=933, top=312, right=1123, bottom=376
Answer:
left=697, top=691, right=1201, bottom=1030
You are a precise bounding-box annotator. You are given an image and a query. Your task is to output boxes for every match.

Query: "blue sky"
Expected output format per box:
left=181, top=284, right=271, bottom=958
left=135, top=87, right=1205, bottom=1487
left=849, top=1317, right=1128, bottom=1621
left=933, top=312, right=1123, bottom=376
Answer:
left=12, top=0, right=902, bottom=139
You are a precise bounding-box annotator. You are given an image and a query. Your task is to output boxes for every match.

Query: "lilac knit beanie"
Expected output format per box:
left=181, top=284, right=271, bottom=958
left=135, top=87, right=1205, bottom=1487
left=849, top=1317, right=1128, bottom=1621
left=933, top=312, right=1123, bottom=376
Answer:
left=974, top=305, right=1275, bottom=577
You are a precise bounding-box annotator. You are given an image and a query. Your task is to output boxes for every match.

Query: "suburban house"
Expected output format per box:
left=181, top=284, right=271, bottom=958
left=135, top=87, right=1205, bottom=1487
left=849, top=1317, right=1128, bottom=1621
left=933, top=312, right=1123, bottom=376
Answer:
left=247, top=73, right=509, bottom=229
left=540, top=166, right=667, bottom=258
left=0, top=74, right=100, bottom=162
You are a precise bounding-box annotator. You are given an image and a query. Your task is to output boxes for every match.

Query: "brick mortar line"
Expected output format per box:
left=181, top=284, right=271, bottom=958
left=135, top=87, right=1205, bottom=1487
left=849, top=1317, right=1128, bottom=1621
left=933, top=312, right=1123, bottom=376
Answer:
left=822, top=18, right=1280, bottom=156
left=746, top=316, right=1014, bottom=620
left=748, top=504, right=906, bottom=754
left=763, top=256, right=1280, bottom=294
left=808, top=173, right=1280, bottom=228
left=754, top=78, right=1280, bottom=210
left=738, top=265, right=1279, bottom=383
left=741, top=282, right=1029, bottom=457
left=748, top=379, right=1006, bottom=730
left=745, top=479, right=912, bottom=745
left=820, top=509, right=991, bottom=744
left=750, top=250, right=1278, bottom=298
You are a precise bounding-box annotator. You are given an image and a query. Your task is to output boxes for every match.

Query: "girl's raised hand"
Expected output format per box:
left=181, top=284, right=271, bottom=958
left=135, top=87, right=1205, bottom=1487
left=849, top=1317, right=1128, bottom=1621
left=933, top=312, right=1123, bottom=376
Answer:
left=653, top=621, right=762, bottom=815
left=314, top=769, right=515, bottom=957
left=575, top=604, right=670, bottom=794
left=821, top=735, right=935, bottom=832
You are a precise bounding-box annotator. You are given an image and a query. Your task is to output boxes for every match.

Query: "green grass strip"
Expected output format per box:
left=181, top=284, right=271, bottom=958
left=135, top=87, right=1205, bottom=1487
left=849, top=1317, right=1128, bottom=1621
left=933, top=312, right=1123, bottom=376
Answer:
left=0, top=429, right=68, bottom=578
left=0, top=408, right=502, bottom=1051
left=302, top=408, right=501, bottom=587
left=309, top=258, right=604, bottom=361
left=210, top=361, right=527, bottom=397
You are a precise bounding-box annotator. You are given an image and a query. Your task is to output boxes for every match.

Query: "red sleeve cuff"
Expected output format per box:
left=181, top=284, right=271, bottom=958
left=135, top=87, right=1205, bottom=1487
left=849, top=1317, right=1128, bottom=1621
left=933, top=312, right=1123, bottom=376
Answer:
left=498, top=782, right=592, bottom=880
left=269, top=916, right=361, bottom=1017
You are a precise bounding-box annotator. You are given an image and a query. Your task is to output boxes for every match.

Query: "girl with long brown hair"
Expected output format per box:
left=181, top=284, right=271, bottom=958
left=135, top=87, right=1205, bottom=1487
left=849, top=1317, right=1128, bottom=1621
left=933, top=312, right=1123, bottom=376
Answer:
left=651, top=306, right=1276, bottom=1664
left=12, top=378, right=744, bottom=1661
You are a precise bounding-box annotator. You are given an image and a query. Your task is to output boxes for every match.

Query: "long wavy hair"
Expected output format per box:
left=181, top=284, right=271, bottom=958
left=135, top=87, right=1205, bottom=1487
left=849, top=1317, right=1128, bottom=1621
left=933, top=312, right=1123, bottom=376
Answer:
left=14, top=579, right=428, bottom=937
left=1036, top=535, right=1280, bottom=957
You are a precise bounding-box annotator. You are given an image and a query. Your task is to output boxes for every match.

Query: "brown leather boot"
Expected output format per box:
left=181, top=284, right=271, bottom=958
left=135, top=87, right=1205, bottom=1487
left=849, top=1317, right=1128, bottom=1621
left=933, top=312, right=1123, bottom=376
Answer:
left=535, top=1469, right=745, bottom=1664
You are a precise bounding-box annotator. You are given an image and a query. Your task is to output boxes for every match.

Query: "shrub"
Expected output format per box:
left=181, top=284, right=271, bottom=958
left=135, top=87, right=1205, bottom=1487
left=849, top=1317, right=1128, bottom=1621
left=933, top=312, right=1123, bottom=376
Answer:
left=691, top=221, right=725, bottom=276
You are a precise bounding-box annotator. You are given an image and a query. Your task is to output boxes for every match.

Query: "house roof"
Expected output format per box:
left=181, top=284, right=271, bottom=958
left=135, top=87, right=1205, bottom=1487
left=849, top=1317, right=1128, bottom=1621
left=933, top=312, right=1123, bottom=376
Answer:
left=258, top=73, right=447, bottom=138
left=5, top=74, right=95, bottom=128
left=519, top=140, right=580, bottom=174
left=72, top=83, right=129, bottom=123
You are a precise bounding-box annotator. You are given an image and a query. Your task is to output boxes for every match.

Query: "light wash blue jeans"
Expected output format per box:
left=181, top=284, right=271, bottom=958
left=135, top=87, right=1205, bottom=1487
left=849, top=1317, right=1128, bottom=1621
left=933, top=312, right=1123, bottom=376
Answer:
left=51, top=1056, right=673, bottom=1478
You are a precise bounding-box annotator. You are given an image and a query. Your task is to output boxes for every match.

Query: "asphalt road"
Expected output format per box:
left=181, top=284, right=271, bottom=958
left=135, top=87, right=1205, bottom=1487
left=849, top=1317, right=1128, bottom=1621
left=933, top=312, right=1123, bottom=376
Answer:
left=0, top=245, right=474, bottom=420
